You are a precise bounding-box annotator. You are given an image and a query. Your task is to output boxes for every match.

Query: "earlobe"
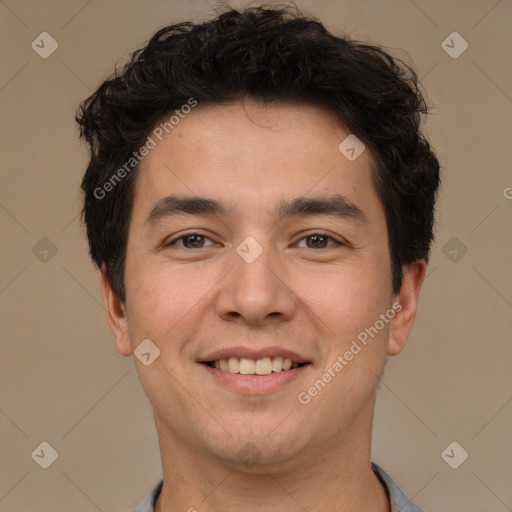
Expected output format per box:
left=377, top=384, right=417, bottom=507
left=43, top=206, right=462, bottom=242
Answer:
left=100, top=267, right=133, bottom=357
left=387, top=259, right=427, bottom=356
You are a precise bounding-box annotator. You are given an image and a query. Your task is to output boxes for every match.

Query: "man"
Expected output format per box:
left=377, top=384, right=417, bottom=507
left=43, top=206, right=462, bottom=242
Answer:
left=76, top=6, right=440, bottom=511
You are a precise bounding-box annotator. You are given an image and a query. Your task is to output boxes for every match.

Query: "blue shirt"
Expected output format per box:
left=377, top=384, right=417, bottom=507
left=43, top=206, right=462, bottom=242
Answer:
left=132, top=462, right=422, bottom=511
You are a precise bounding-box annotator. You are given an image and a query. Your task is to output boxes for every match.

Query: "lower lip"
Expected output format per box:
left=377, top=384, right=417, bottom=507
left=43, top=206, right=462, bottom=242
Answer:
left=200, top=363, right=312, bottom=395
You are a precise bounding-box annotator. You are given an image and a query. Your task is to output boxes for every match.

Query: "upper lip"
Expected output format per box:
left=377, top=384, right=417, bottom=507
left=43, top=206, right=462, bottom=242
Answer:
left=199, top=346, right=310, bottom=364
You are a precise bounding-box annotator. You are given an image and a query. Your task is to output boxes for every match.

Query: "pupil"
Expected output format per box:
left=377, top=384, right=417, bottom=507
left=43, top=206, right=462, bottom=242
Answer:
left=308, top=235, right=327, bottom=248
left=185, top=235, right=203, bottom=248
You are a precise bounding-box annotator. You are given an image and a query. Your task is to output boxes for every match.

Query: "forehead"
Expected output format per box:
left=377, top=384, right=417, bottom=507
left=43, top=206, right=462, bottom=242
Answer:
left=132, top=100, right=382, bottom=222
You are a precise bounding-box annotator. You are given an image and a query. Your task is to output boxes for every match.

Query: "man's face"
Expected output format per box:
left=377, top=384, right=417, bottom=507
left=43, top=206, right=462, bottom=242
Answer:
left=109, top=100, right=407, bottom=469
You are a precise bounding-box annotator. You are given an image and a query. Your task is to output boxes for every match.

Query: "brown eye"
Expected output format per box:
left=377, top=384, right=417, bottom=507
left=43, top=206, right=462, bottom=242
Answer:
left=297, top=233, right=339, bottom=249
left=182, top=235, right=205, bottom=248
left=166, top=234, right=214, bottom=249
left=306, top=234, right=329, bottom=248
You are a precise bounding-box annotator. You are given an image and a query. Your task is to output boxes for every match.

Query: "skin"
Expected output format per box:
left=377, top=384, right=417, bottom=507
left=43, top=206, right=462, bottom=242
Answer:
left=101, top=100, right=426, bottom=511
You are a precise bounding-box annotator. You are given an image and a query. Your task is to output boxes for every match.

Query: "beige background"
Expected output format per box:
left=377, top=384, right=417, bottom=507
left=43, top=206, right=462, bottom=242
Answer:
left=1, top=0, right=511, bottom=510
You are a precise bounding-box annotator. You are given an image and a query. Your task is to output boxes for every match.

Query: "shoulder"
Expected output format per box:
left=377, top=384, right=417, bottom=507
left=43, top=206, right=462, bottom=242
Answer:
left=130, top=479, right=164, bottom=512
left=372, top=462, right=423, bottom=512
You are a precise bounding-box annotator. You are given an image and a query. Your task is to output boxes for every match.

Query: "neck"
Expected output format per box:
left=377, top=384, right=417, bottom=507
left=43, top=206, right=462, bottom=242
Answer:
left=153, top=401, right=389, bottom=512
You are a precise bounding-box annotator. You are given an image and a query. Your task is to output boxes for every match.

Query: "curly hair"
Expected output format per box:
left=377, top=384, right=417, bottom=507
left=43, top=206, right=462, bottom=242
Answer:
left=76, top=5, right=440, bottom=303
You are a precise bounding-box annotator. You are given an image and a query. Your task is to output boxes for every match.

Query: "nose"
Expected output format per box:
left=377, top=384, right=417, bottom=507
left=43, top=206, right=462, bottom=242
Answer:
left=215, top=241, right=298, bottom=326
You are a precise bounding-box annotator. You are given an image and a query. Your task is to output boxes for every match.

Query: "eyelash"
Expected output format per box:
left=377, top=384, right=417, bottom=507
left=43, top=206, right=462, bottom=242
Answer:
left=164, top=232, right=342, bottom=249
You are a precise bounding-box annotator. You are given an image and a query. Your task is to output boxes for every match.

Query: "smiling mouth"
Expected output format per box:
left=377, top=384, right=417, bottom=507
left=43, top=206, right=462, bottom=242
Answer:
left=202, top=357, right=310, bottom=375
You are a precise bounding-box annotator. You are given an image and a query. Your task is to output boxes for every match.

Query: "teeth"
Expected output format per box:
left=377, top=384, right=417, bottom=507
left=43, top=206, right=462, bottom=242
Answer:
left=239, top=358, right=255, bottom=374
left=272, top=356, right=283, bottom=372
left=228, top=357, right=239, bottom=373
left=255, top=357, right=272, bottom=375
left=211, top=356, right=302, bottom=374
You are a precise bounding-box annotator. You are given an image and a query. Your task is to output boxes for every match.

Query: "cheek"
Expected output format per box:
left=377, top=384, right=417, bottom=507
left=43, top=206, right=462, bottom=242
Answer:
left=123, top=261, right=206, bottom=346
left=298, top=260, right=389, bottom=334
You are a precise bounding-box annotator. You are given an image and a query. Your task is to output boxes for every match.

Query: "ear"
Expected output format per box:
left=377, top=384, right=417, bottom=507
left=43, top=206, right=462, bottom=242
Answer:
left=387, top=259, right=427, bottom=356
left=100, top=266, right=132, bottom=357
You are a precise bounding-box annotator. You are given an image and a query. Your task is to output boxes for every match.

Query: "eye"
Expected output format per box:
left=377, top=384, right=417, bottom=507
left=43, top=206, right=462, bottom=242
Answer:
left=164, top=232, right=342, bottom=250
left=165, top=233, right=215, bottom=249
left=296, top=233, right=341, bottom=249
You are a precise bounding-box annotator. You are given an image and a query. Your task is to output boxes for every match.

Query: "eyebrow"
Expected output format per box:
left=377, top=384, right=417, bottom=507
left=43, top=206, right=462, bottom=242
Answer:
left=144, top=193, right=368, bottom=229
